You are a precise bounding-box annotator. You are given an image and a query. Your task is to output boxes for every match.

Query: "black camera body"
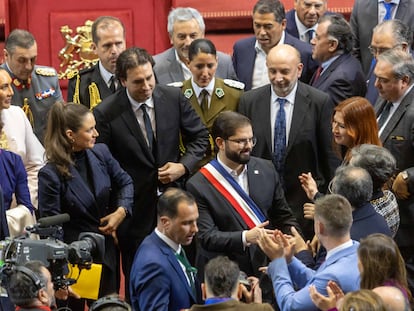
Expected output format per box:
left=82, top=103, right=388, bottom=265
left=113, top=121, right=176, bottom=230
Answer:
left=0, top=214, right=105, bottom=290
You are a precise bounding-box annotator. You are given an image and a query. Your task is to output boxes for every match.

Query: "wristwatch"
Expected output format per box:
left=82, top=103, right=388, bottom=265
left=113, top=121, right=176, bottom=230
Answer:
left=401, top=171, right=408, bottom=180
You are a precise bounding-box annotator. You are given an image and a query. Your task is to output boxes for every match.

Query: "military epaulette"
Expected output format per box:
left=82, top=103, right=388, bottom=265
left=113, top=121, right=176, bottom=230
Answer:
left=223, top=79, right=245, bottom=90
left=78, top=66, right=96, bottom=75
left=66, top=69, right=79, bottom=80
left=167, top=81, right=184, bottom=88
left=35, top=67, right=57, bottom=77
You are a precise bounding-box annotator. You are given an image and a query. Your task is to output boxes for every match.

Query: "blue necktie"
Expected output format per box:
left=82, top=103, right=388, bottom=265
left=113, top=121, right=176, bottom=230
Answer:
left=307, top=29, right=315, bottom=43
left=383, top=2, right=395, bottom=21
left=141, top=104, right=154, bottom=151
left=273, top=98, right=287, bottom=175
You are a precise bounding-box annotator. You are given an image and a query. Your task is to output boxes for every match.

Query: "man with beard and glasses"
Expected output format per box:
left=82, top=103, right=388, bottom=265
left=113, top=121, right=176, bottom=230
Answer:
left=186, top=111, right=300, bottom=303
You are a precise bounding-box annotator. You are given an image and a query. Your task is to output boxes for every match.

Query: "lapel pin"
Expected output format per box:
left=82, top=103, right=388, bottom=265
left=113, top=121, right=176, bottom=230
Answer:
left=254, top=170, right=259, bottom=175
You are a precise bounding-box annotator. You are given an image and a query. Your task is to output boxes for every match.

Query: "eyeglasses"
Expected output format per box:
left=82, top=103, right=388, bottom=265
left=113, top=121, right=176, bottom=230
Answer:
left=368, top=44, right=401, bottom=56
left=226, top=137, right=257, bottom=147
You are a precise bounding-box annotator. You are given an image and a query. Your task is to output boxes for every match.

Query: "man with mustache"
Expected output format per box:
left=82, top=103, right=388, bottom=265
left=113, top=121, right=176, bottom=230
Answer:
left=186, top=111, right=299, bottom=303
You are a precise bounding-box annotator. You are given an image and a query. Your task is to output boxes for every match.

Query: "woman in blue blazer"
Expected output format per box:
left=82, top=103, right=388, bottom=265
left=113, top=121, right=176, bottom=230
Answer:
left=38, top=102, right=133, bottom=307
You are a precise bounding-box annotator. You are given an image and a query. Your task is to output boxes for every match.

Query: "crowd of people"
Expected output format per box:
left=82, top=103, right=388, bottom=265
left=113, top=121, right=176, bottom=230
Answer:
left=1, top=0, right=414, bottom=310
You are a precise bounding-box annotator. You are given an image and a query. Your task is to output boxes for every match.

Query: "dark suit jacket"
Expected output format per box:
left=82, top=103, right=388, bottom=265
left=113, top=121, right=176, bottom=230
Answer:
left=188, top=300, right=274, bottom=311
left=285, top=10, right=335, bottom=40
left=154, top=47, right=238, bottom=85
left=232, top=34, right=318, bottom=90
left=130, top=231, right=199, bottom=311
left=67, top=63, right=113, bottom=109
left=375, top=87, right=414, bottom=248
left=350, top=0, right=414, bottom=75
left=186, top=157, right=299, bottom=277
left=93, top=86, right=209, bottom=255
left=238, top=83, right=339, bottom=239
left=311, top=53, right=366, bottom=106
left=38, top=143, right=133, bottom=294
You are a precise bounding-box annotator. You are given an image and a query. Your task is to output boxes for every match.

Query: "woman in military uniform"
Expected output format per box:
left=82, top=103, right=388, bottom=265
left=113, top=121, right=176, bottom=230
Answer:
left=181, top=38, right=244, bottom=168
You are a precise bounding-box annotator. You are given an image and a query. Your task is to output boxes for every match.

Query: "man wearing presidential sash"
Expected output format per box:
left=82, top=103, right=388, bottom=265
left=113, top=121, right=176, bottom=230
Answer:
left=186, top=111, right=300, bottom=303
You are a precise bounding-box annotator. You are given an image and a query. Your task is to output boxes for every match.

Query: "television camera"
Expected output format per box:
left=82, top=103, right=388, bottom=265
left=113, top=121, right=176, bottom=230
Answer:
left=0, top=213, right=105, bottom=291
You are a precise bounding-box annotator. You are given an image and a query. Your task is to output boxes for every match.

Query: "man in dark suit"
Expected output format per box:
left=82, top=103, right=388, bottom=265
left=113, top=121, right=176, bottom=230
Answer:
left=232, top=0, right=318, bottom=91
left=130, top=188, right=200, bottom=311
left=285, top=0, right=327, bottom=42
left=187, top=111, right=299, bottom=279
left=238, top=44, right=339, bottom=240
left=186, top=256, right=274, bottom=311
left=153, top=7, right=237, bottom=85
left=350, top=0, right=414, bottom=75
left=374, top=49, right=414, bottom=293
left=310, top=14, right=366, bottom=106
left=365, top=19, right=412, bottom=106
left=67, top=16, right=126, bottom=110
left=93, top=47, right=209, bottom=299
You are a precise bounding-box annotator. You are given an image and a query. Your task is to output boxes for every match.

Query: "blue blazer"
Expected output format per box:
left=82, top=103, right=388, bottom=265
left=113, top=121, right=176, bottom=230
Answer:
left=268, top=241, right=360, bottom=311
left=232, top=34, right=318, bottom=90
left=130, top=231, right=199, bottom=311
left=38, top=143, right=133, bottom=267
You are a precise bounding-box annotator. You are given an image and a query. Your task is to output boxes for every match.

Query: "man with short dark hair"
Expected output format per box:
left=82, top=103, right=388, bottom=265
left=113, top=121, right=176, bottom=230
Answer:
left=6, top=261, right=55, bottom=311
left=187, top=111, right=300, bottom=302
left=258, top=194, right=360, bottom=311
left=285, top=0, right=327, bottom=43
left=94, top=47, right=209, bottom=299
left=130, top=188, right=200, bottom=311
left=68, top=16, right=126, bottom=109
left=1, top=29, right=63, bottom=143
left=233, top=0, right=317, bottom=90
left=153, top=7, right=237, bottom=85
left=187, top=256, right=273, bottom=310
left=310, top=14, right=366, bottom=105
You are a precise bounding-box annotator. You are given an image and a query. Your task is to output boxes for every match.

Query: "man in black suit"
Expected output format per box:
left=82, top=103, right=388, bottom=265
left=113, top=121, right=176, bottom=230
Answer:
left=374, top=49, right=414, bottom=292
left=238, top=44, right=339, bottom=240
left=68, top=16, right=126, bottom=109
left=93, top=47, right=209, bottom=298
left=310, top=14, right=366, bottom=106
left=232, top=0, right=318, bottom=90
left=186, top=111, right=299, bottom=302
left=285, top=0, right=327, bottom=43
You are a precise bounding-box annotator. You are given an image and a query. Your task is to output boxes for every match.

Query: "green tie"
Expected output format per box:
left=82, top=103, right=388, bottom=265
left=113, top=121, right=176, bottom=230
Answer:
left=200, top=89, right=209, bottom=115
left=175, top=248, right=197, bottom=297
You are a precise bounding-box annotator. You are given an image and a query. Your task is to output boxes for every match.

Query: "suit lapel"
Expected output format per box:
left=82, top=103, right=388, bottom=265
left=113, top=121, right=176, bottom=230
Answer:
left=287, top=83, right=309, bottom=154
left=313, top=54, right=347, bottom=87
left=380, top=97, right=409, bottom=142
left=262, top=86, right=273, bottom=154
left=167, top=49, right=185, bottom=82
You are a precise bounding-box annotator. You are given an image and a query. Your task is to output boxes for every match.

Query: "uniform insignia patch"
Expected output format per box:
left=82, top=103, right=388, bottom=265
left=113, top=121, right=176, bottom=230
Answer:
left=184, top=88, right=193, bottom=99
left=215, top=88, right=225, bottom=98
left=35, top=88, right=56, bottom=100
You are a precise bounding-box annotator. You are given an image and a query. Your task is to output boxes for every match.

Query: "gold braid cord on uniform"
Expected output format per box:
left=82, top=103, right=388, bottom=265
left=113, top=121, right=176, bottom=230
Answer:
left=22, top=98, right=35, bottom=128
left=179, top=133, right=215, bottom=157
left=0, top=130, right=9, bottom=149
left=88, top=82, right=102, bottom=110
left=73, top=74, right=81, bottom=104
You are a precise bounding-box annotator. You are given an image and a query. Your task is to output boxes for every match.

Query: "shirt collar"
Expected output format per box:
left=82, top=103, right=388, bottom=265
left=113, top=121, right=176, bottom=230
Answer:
left=326, top=239, right=353, bottom=261
left=321, top=54, right=341, bottom=72
left=155, top=228, right=180, bottom=253
left=191, top=77, right=215, bottom=98
left=271, top=81, right=298, bottom=104
left=378, top=0, right=400, bottom=4
left=295, top=11, right=317, bottom=37
left=98, top=61, right=115, bottom=85
left=255, top=31, right=286, bottom=53
left=127, top=89, right=154, bottom=111
left=217, top=152, right=248, bottom=177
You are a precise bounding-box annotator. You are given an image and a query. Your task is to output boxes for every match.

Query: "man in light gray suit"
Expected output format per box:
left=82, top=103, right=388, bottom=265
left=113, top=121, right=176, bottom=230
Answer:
left=153, top=7, right=237, bottom=85
left=350, top=0, right=414, bottom=75
left=374, top=49, right=414, bottom=293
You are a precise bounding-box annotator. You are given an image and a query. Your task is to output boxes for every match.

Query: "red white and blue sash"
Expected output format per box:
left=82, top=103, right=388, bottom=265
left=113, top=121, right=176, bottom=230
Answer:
left=200, top=159, right=266, bottom=229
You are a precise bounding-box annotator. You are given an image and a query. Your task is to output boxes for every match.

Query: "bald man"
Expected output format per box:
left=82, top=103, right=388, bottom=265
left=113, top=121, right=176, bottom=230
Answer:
left=373, top=286, right=410, bottom=311
left=238, top=44, right=339, bottom=240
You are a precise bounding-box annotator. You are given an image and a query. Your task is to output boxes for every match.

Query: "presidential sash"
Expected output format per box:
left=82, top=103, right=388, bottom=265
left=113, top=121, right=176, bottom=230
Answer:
left=200, top=159, right=266, bottom=229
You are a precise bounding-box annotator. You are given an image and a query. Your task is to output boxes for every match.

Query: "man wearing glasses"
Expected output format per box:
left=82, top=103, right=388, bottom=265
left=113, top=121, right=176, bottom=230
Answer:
left=186, top=111, right=300, bottom=304
left=366, top=19, right=412, bottom=105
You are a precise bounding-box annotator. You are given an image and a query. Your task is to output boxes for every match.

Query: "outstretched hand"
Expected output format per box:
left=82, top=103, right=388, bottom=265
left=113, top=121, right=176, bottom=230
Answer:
left=299, top=172, right=319, bottom=200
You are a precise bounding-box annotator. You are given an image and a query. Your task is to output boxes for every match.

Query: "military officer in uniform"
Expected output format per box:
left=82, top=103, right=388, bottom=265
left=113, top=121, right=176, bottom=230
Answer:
left=67, top=16, right=126, bottom=110
left=180, top=39, right=244, bottom=168
left=2, top=29, right=63, bottom=143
